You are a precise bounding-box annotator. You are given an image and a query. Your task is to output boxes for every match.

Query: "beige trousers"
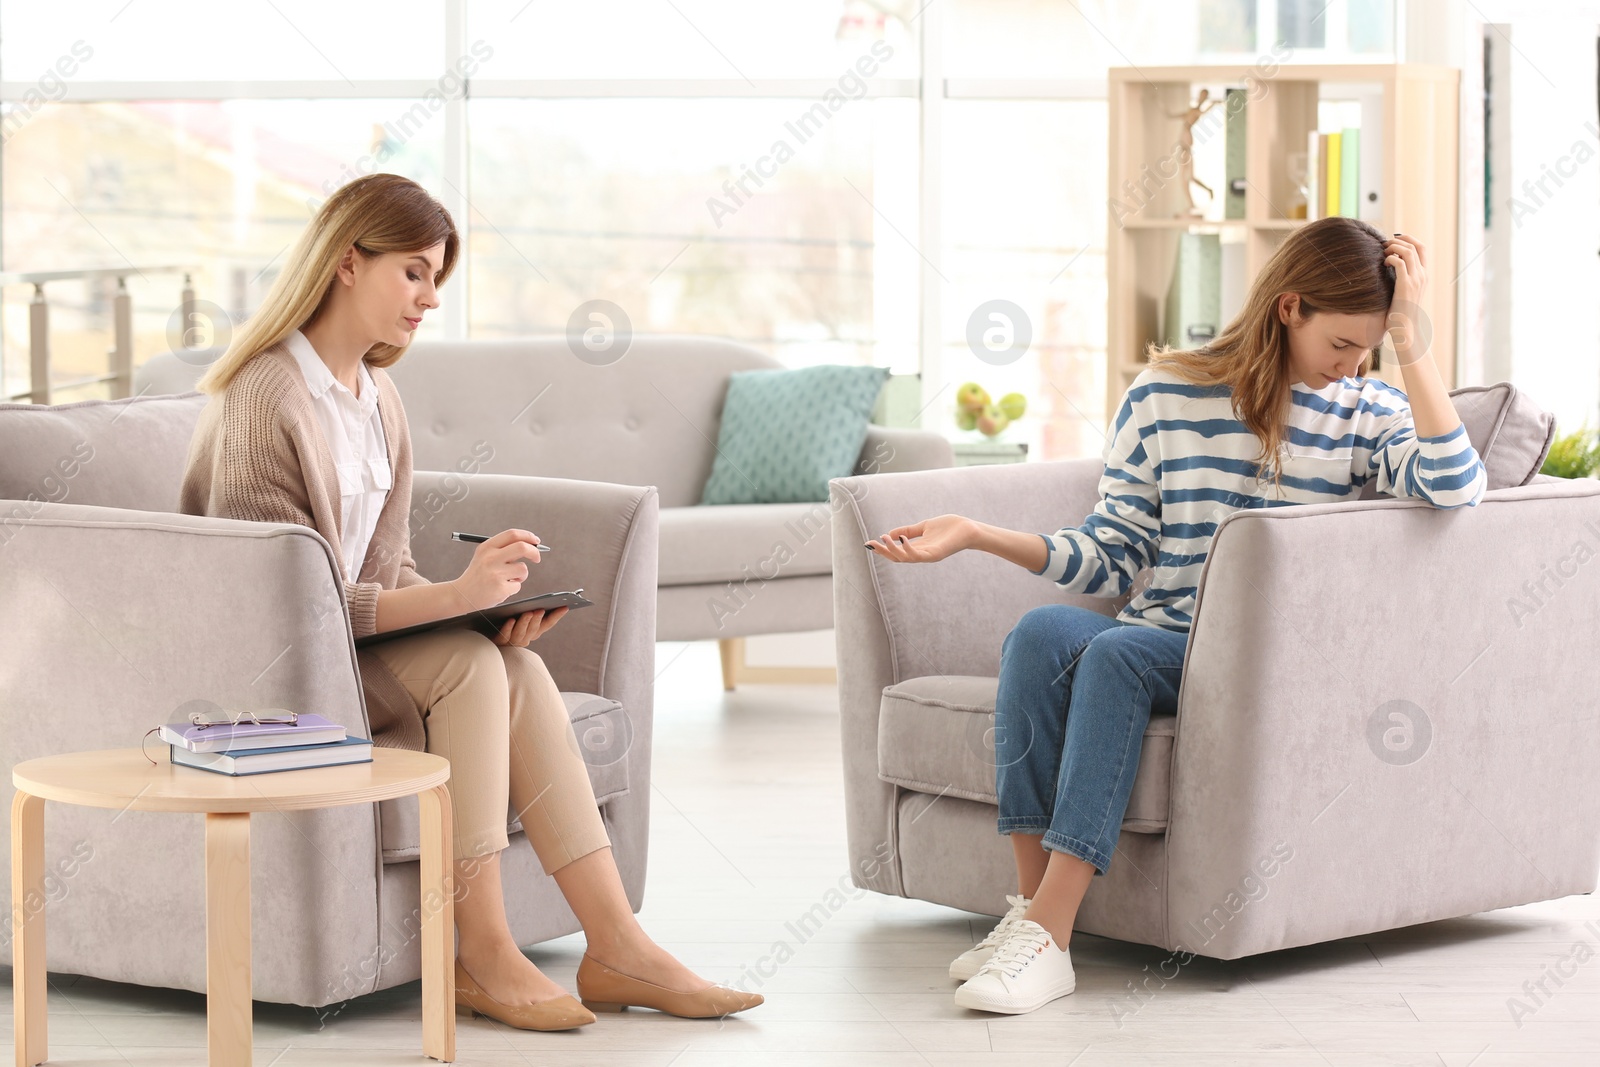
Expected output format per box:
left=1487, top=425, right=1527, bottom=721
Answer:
left=367, top=627, right=612, bottom=869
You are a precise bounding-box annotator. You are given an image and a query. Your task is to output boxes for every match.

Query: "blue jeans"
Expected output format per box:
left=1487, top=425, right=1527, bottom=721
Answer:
left=995, top=604, right=1189, bottom=875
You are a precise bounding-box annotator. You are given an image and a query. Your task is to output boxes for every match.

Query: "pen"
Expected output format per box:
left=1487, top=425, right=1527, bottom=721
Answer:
left=450, top=531, right=552, bottom=552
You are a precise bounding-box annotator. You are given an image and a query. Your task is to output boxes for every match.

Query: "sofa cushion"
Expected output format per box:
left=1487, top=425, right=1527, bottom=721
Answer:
left=0, top=391, right=208, bottom=513
left=877, top=675, right=1175, bottom=833
left=658, top=501, right=834, bottom=587
left=379, top=691, right=631, bottom=862
left=700, top=364, right=889, bottom=505
left=1448, top=381, right=1557, bottom=488
left=1358, top=382, right=1554, bottom=501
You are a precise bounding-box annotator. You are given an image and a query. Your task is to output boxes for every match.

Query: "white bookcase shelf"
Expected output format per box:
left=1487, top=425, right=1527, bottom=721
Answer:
left=1106, top=63, right=1460, bottom=418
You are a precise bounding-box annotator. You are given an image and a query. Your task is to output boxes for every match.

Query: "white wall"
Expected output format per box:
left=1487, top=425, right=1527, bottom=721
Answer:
left=1455, top=2, right=1600, bottom=432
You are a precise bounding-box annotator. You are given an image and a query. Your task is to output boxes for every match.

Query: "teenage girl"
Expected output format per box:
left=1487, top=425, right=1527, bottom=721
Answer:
left=865, top=217, right=1485, bottom=1014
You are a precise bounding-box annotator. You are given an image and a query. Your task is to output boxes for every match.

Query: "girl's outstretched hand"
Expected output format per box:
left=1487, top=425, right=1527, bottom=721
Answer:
left=865, top=514, right=975, bottom=564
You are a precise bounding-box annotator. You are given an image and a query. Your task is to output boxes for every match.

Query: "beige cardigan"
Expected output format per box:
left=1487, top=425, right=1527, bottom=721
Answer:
left=178, top=340, right=431, bottom=751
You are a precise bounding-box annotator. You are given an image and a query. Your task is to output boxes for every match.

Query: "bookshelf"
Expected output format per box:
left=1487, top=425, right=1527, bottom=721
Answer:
left=1105, top=64, right=1460, bottom=419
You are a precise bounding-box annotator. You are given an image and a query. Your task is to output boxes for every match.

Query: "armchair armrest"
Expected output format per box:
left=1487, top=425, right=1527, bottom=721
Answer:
left=0, top=501, right=369, bottom=765
left=856, top=426, right=956, bottom=475
left=407, top=471, right=659, bottom=708
left=0, top=501, right=387, bottom=996
left=1167, top=479, right=1600, bottom=959
left=830, top=458, right=1122, bottom=681
left=829, top=458, right=1125, bottom=893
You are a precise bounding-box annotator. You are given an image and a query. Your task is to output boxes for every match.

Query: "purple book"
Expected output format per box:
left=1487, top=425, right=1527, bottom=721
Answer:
left=159, top=712, right=347, bottom=754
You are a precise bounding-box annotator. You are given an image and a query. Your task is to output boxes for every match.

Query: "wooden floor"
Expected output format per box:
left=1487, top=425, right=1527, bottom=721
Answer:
left=5, top=639, right=1600, bottom=1064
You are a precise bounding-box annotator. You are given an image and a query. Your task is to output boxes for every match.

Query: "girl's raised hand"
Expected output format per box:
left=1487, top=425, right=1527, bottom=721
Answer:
left=1384, top=233, right=1429, bottom=362
left=865, top=514, right=975, bottom=564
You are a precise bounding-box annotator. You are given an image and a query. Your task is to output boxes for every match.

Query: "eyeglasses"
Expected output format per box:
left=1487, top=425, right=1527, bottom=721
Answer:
left=188, top=709, right=299, bottom=729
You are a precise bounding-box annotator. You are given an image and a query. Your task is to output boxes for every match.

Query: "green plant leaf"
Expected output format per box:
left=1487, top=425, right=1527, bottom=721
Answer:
left=1540, top=425, right=1600, bottom=479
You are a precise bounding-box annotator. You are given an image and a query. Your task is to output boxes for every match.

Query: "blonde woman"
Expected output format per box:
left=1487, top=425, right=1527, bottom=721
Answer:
left=179, top=172, right=761, bottom=1030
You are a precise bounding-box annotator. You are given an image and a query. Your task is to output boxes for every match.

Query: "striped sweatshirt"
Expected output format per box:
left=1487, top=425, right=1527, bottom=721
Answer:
left=1035, top=366, right=1488, bottom=632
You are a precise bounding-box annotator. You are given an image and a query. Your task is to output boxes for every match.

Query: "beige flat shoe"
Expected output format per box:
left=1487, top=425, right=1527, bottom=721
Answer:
left=576, top=953, right=764, bottom=1018
left=455, top=958, right=595, bottom=1031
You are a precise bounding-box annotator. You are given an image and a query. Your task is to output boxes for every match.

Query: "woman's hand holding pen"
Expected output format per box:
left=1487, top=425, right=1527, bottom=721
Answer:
left=864, top=514, right=977, bottom=564
left=447, top=528, right=568, bottom=646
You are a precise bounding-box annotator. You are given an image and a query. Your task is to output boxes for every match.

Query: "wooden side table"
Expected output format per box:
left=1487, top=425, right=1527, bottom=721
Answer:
left=11, top=747, right=455, bottom=1066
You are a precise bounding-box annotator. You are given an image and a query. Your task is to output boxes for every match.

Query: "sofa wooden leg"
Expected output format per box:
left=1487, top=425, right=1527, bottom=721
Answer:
left=718, top=637, right=742, bottom=691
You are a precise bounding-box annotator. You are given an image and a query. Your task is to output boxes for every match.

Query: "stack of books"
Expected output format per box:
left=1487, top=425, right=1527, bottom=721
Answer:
left=161, top=712, right=373, bottom=776
left=1305, top=95, right=1383, bottom=223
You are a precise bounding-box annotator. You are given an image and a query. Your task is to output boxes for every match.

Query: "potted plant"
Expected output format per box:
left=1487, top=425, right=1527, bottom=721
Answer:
left=1540, top=425, right=1600, bottom=479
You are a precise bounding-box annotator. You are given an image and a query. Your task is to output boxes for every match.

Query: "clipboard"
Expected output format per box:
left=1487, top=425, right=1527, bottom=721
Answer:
left=354, top=588, right=593, bottom=649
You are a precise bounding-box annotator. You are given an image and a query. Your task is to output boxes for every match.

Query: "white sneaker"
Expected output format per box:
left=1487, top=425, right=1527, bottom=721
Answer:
left=952, top=919, right=1076, bottom=1014
left=949, top=894, right=1031, bottom=981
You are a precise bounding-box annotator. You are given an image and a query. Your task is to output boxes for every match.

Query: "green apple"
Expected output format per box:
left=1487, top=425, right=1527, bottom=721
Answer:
left=999, top=392, right=1027, bottom=420
left=956, top=381, right=990, bottom=414
left=956, top=408, right=978, bottom=432
left=976, top=404, right=1010, bottom=437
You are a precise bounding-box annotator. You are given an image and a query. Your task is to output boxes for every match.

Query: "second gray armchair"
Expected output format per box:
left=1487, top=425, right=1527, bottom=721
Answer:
left=830, top=381, right=1600, bottom=959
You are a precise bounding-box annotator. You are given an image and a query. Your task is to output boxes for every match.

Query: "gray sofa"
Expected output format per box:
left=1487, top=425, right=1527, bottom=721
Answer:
left=831, top=381, right=1600, bottom=959
left=136, top=335, right=954, bottom=687
left=0, top=389, right=658, bottom=1007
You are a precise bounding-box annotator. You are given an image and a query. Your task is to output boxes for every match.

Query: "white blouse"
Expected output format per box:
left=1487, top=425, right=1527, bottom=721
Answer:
left=284, top=329, right=392, bottom=581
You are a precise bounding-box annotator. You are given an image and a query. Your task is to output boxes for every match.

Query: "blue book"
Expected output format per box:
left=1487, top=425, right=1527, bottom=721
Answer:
left=169, top=736, right=374, bottom=776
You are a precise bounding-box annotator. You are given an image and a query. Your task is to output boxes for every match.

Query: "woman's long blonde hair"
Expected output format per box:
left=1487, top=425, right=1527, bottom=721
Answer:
left=1146, top=215, right=1395, bottom=486
left=195, top=173, right=459, bottom=395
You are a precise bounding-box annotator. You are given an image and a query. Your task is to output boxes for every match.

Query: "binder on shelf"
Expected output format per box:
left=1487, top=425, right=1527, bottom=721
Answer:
left=1357, top=93, right=1384, bottom=222
left=1307, top=130, right=1323, bottom=221
left=1164, top=233, right=1221, bottom=352
left=1324, top=132, right=1342, bottom=218
left=1339, top=126, right=1360, bottom=218
left=1224, top=88, right=1247, bottom=219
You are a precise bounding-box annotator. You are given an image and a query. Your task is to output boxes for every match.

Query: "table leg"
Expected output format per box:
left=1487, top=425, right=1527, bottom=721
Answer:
left=205, top=812, right=251, bottom=1066
left=418, top=784, right=455, bottom=1062
left=11, top=791, right=46, bottom=1067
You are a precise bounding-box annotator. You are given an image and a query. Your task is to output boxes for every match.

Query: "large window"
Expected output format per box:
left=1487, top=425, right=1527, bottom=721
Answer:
left=465, top=97, right=919, bottom=371
left=0, top=99, right=444, bottom=397
left=1, top=1, right=1397, bottom=460
left=467, top=0, right=920, bottom=80
left=939, top=101, right=1109, bottom=457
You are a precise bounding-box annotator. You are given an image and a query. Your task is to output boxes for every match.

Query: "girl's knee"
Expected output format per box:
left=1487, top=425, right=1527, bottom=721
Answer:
left=1079, top=626, right=1152, bottom=673
left=1006, top=605, right=1062, bottom=652
left=1006, top=604, right=1105, bottom=656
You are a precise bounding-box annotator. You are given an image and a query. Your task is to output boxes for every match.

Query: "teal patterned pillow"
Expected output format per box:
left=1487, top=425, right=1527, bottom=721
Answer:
left=700, top=364, right=890, bottom=505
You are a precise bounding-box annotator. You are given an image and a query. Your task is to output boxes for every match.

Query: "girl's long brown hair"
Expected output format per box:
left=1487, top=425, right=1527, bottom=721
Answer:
left=1146, top=215, right=1395, bottom=487
left=196, top=173, right=459, bottom=395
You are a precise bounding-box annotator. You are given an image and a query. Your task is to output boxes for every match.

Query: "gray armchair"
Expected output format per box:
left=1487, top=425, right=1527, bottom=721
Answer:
left=829, top=381, right=1600, bottom=959
left=0, top=389, right=658, bottom=1006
